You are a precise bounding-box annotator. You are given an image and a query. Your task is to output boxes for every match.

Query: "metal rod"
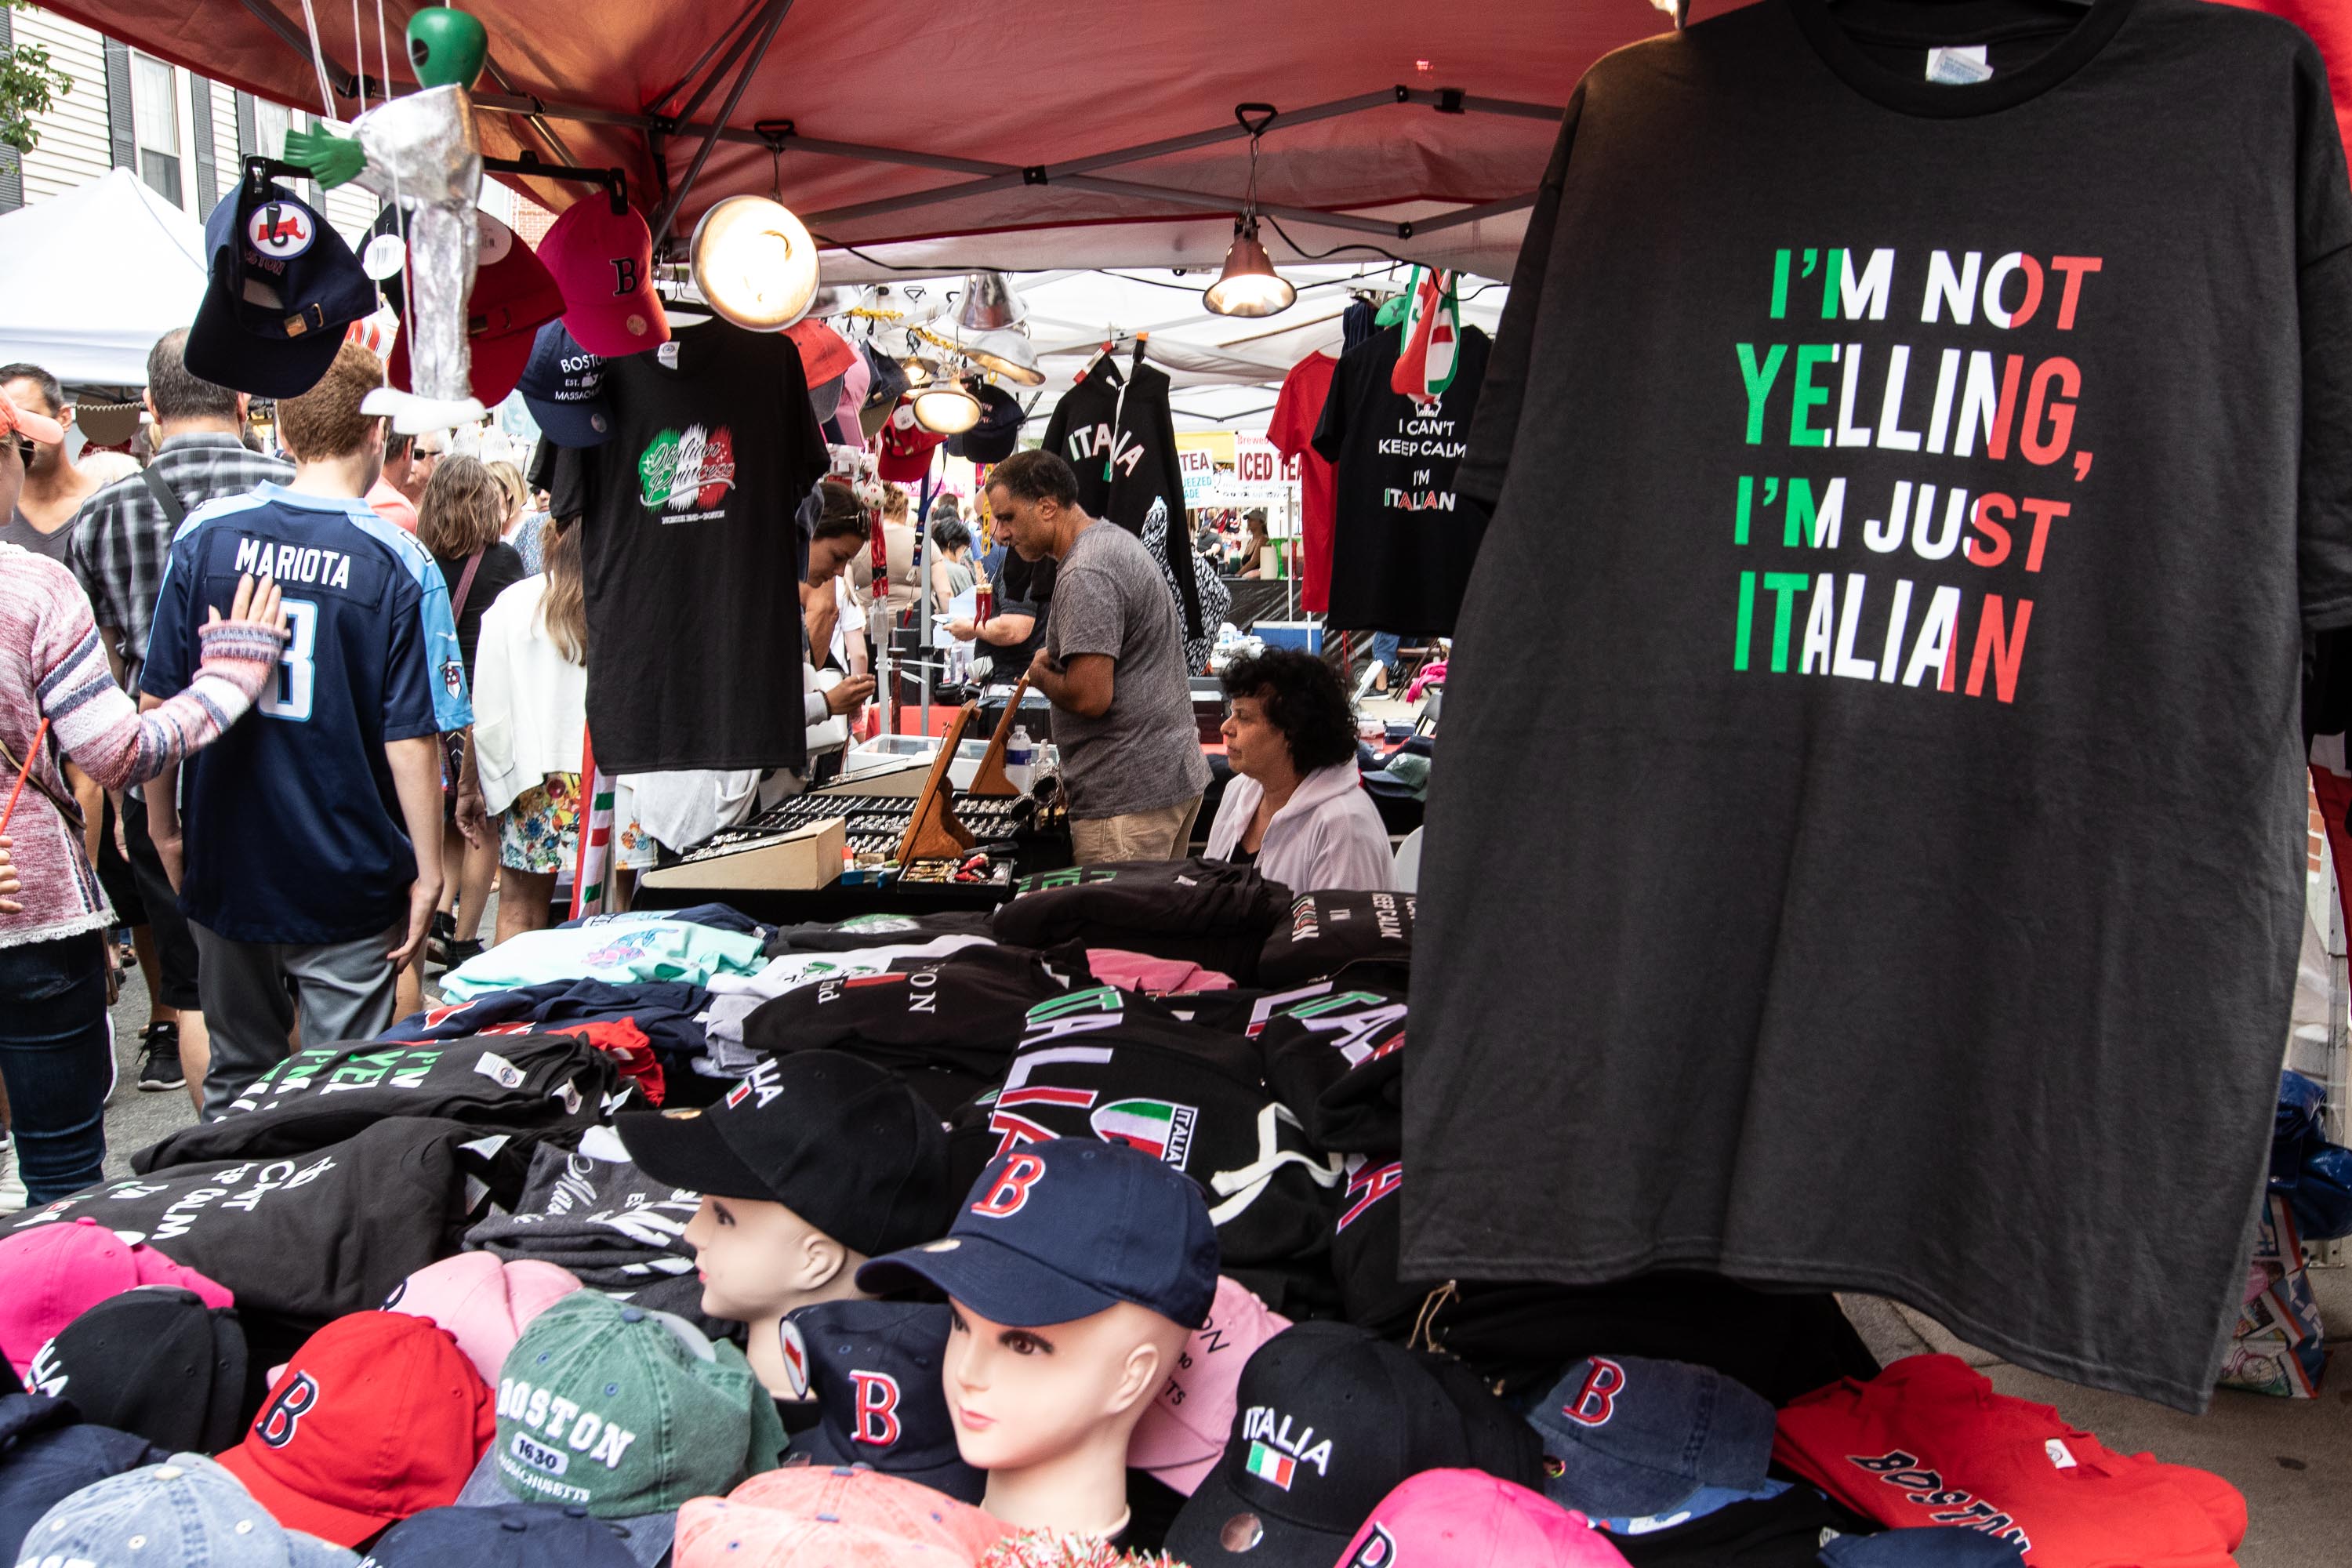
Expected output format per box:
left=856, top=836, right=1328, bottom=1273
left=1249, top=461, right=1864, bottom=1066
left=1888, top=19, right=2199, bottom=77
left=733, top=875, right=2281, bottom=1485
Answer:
left=1404, top=191, right=1538, bottom=235
left=1054, top=174, right=1409, bottom=238
left=479, top=55, right=583, bottom=170
left=649, top=0, right=797, bottom=251
left=806, top=171, right=1028, bottom=229
left=665, top=0, right=775, bottom=132
left=648, top=0, right=770, bottom=116
left=1052, top=90, right=1402, bottom=178
left=238, top=0, right=358, bottom=100
left=1393, top=87, right=1566, bottom=121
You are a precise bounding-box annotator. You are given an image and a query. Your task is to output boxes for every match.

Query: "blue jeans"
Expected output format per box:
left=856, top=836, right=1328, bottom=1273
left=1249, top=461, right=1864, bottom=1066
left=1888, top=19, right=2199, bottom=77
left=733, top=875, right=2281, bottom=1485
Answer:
left=0, top=932, right=114, bottom=1202
left=1371, top=631, right=1403, bottom=677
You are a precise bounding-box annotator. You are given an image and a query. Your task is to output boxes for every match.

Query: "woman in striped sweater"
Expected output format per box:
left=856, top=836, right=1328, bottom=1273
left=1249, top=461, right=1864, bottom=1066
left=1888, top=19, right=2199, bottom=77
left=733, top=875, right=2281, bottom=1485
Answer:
left=1, top=402, right=286, bottom=1201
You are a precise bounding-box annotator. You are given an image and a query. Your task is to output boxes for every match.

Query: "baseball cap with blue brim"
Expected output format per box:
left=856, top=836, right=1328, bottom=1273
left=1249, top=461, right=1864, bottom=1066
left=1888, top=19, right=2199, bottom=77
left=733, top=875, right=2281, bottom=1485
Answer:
left=855, top=1137, right=1218, bottom=1330
left=16, top=1453, right=355, bottom=1568
left=1526, top=1353, right=1779, bottom=1519
left=185, top=183, right=377, bottom=399
left=1817, top=1525, right=2031, bottom=1566
left=455, top=1292, right=786, bottom=1567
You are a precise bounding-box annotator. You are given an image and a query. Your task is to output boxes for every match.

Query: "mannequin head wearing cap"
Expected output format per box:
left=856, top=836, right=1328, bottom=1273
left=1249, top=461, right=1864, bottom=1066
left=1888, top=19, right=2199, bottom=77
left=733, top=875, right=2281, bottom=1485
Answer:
left=944, top=1294, right=1188, bottom=1534
left=616, top=1051, right=955, bottom=1403
left=684, top=1190, right=874, bottom=1392
left=856, top=1138, right=1221, bottom=1537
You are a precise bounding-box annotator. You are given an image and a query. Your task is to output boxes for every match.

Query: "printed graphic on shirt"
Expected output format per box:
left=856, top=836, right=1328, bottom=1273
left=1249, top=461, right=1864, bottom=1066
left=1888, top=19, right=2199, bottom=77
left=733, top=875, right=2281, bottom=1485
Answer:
left=1728, top=248, right=2103, bottom=705
left=637, top=423, right=738, bottom=521
left=1845, top=1448, right=2031, bottom=1548
left=1090, top=1097, right=1200, bottom=1167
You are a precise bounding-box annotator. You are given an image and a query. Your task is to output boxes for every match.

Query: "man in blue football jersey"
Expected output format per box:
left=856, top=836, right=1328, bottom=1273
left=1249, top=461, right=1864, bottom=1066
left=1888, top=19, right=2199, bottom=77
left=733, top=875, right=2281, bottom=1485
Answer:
left=142, top=344, right=469, bottom=1114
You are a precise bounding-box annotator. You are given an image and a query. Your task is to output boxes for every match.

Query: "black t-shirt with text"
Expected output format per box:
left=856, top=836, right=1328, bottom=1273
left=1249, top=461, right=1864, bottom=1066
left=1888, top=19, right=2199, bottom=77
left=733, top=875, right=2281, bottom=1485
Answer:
left=548, top=321, right=829, bottom=772
left=1311, top=323, right=1493, bottom=633
left=1409, top=0, right=2352, bottom=1410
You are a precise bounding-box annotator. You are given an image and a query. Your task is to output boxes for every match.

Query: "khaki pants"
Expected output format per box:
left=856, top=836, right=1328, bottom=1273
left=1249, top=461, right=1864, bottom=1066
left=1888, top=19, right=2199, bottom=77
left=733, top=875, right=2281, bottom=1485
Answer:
left=1069, top=795, right=1203, bottom=866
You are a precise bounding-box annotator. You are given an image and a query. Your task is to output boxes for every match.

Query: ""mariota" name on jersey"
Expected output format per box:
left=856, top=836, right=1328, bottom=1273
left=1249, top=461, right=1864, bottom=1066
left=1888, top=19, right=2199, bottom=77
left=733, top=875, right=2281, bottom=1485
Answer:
left=234, top=535, right=354, bottom=589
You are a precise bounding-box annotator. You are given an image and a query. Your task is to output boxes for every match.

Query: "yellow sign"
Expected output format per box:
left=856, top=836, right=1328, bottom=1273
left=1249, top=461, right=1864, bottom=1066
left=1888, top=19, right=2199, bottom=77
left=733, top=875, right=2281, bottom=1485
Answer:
left=1174, top=430, right=1238, bottom=466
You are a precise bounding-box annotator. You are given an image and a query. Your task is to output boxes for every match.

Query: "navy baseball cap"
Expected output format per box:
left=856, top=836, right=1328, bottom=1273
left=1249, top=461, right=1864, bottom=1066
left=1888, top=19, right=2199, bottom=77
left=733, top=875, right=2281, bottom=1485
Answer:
left=857, top=1138, right=1218, bottom=1330
left=360, top=1503, right=642, bottom=1568
left=781, top=1300, right=982, bottom=1504
left=516, top=322, right=613, bottom=447
left=0, top=1395, right=169, bottom=1562
left=186, top=183, right=376, bottom=398
left=1526, top=1354, right=1777, bottom=1519
left=1819, top=1526, right=2029, bottom=1566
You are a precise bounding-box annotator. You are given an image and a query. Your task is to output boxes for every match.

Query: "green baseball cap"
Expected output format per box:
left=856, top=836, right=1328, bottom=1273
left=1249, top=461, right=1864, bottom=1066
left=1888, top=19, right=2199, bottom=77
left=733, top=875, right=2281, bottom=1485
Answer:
left=456, top=1291, right=786, bottom=1566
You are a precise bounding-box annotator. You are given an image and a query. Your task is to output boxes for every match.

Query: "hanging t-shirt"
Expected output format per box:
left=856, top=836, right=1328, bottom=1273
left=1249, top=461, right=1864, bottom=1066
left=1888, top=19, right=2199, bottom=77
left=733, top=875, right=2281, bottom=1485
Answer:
left=546, top=320, right=828, bottom=773
left=1310, top=323, right=1492, bottom=634
left=1040, top=358, right=1203, bottom=639
left=1405, top=0, right=2352, bottom=1410
left=140, top=485, right=470, bottom=944
left=1266, top=353, right=1339, bottom=614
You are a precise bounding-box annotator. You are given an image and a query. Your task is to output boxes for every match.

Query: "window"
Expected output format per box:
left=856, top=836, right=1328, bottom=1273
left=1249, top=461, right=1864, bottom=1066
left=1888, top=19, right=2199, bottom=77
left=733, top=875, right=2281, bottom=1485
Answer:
left=130, top=53, right=181, bottom=207
left=254, top=99, right=290, bottom=159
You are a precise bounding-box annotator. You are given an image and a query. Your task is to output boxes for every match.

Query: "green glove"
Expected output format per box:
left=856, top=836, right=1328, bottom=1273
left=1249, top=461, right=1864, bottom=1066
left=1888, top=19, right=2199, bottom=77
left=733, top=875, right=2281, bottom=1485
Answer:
left=281, top=125, right=367, bottom=189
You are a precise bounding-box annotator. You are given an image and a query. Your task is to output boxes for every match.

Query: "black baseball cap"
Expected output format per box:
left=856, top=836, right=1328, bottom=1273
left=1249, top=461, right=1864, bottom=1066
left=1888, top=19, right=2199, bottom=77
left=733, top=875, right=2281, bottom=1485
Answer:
left=185, top=183, right=376, bottom=398
left=615, top=1051, right=951, bottom=1258
left=516, top=321, right=613, bottom=447
left=1165, top=1322, right=1478, bottom=1566
left=26, top=1287, right=252, bottom=1454
left=948, top=384, right=1023, bottom=463
left=361, top=1502, right=644, bottom=1568
left=858, top=1138, right=1219, bottom=1330
left=781, top=1299, right=984, bottom=1503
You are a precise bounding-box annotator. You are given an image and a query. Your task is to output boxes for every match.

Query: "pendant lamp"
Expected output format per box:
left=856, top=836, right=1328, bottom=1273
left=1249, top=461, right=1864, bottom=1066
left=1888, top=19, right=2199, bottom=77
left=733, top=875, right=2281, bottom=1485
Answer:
left=913, top=372, right=982, bottom=434
left=1204, top=217, right=1296, bottom=318
left=689, top=195, right=820, bottom=332
left=955, top=271, right=1027, bottom=332
left=965, top=326, right=1046, bottom=387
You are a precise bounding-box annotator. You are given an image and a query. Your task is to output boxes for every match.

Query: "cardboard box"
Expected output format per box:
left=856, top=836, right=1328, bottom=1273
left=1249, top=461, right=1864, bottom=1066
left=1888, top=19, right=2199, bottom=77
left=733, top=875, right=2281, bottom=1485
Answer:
left=642, top=815, right=845, bottom=891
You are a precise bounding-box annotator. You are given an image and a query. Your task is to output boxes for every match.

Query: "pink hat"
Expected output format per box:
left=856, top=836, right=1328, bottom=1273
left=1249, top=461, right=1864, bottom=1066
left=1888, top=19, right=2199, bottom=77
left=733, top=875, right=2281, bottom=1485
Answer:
left=0, top=1217, right=233, bottom=1376
left=835, top=345, right=873, bottom=433
left=379, top=1252, right=581, bottom=1384
left=674, top=1467, right=1007, bottom=1566
left=539, top=197, right=669, bottom=357
left=1333, top=1470, right=1631, bottom=1568
left=1129, top=1276, right=1290, bottom=1495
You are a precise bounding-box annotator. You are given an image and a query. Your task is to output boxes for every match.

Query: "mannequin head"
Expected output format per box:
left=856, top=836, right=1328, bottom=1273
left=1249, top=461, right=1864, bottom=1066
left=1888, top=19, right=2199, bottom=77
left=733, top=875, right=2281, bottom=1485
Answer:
left=856, top=1138, right=1223, bottom=1537
left=684, top=1192, right=872, bottom=1399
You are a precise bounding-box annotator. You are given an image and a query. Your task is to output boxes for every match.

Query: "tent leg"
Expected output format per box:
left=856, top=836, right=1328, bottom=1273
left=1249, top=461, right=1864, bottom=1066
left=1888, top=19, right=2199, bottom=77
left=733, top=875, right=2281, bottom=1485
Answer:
left=649, top=0, right=797, bottom=252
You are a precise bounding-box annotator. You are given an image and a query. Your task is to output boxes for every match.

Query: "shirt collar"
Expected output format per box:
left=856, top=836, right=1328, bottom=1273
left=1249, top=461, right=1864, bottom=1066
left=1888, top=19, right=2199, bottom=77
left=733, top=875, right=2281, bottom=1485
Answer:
left=155, top=432, right=253, bottom=455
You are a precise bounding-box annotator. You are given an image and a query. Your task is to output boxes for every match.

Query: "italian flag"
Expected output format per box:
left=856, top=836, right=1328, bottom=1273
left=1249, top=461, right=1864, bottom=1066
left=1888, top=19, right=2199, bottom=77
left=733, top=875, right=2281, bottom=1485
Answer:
left=1246, top=1442, right=1297, bottom=1490
left=568, top=725, right=616, bottom=920
left=1091, top=1099, right=1189, bottom=1163
left=1389, top=266, right=1460, bottom=403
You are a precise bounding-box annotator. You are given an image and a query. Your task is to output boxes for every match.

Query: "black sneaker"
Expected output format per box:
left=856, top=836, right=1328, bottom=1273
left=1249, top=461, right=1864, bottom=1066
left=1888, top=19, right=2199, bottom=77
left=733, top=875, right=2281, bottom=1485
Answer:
left=136, top=1022, right=186, bottom=1092
left=440, top=936, right=485, bottom=970
left=426, top=910, right=459, bottom=964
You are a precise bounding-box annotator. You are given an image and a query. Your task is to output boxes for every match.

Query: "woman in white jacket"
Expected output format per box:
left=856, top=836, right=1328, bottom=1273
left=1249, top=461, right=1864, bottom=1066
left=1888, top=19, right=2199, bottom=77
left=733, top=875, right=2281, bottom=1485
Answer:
left=1205, top=648, right=1394, bottom=892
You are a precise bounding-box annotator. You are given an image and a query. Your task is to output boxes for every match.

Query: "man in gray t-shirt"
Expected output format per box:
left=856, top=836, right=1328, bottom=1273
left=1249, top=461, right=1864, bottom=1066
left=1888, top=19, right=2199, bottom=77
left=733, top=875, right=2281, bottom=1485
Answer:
left=988, top=449, right=1209, bottom=865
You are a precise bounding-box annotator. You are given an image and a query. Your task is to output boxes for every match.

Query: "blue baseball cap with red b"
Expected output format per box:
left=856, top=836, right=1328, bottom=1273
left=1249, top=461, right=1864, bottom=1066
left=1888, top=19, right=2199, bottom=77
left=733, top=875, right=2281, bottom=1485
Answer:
left=857, top=1138, right=1218, bottom=1330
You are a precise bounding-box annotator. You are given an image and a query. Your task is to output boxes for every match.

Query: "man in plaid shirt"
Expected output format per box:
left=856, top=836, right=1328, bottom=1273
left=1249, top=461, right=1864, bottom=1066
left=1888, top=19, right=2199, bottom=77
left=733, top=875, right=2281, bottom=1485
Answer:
left=67, top=327, right=290, bottom=1102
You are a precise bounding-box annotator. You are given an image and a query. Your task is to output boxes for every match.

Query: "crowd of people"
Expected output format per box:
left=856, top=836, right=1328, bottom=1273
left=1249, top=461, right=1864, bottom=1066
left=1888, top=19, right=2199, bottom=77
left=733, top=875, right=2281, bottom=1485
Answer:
left=0, top=329, right=1399, bottom=1219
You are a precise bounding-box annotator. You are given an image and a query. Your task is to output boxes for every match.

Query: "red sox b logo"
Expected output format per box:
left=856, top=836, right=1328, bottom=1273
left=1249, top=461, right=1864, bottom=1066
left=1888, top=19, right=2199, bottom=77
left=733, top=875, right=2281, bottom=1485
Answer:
left=971, top=1152, right=1047, bottom=1218
left=1344, top=1524, right=1398, bottom=1566
left=1563, top=1357, right=1626, bottom=1428
left=255, top=1372, right=321, bottom=1447
left=851, top=1370, right=902, bottom=1446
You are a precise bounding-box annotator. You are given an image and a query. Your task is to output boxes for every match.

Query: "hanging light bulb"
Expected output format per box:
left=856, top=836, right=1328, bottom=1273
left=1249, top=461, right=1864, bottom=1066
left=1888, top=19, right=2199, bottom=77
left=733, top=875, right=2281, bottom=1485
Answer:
left=913, top=367, right=982, bottom=434
left=1204, top=217, right=1296, bottom=318
left=689, top=195, right=820, bottom=332
left=901, top=354, right=937, bottom=388
left=955, top=271, right=1027, bottom=332
left=965, top=326, right=1047, bottom=387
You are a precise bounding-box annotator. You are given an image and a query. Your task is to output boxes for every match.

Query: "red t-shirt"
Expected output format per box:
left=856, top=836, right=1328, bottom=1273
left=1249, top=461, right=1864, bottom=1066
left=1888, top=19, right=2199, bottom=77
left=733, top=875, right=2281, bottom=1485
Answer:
left=1266, top=352, right=1338, bottom=614
left=1775, top=1356, right=2244, bottom=1567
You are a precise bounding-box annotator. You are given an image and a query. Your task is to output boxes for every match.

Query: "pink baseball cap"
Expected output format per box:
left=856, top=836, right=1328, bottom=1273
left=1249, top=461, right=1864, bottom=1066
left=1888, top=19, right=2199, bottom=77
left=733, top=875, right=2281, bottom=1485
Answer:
left=0, top=385, right=64, bottom=445
left=0, top=1217, right=233, bottom=1376
left=379, top=1252, right=581, bottom=1385
left=1129, top=1276, right=1290, bottom=1495
left=674, top=1467, right=1007, bottom=1567
left=540, top=197, right=670, bottom=357
left=1333, top=1470, right=1631, bottom=1568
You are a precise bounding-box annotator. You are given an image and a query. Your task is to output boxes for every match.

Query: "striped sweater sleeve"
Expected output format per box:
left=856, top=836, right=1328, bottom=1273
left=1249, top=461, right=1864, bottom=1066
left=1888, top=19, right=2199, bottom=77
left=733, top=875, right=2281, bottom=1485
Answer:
left=37, top=579, right=284, bottom=793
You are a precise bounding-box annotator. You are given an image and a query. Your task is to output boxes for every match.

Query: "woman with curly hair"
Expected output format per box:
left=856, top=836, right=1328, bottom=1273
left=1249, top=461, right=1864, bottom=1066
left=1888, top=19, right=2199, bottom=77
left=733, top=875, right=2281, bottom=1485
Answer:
left=1206, top=648, right=1393, bottom=890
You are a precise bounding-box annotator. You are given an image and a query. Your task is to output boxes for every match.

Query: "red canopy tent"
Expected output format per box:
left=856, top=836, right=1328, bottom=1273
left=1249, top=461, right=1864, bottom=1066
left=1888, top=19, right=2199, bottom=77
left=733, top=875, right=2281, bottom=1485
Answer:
left=34, top=0, right=1736, bottom=280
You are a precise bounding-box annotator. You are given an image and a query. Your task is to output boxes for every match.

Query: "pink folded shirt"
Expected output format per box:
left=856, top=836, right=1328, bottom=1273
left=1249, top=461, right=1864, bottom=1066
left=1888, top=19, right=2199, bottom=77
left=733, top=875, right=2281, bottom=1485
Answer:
left=1088, top=949, right=1236, bottom=996
left=0, top=1216, right=234, bottom=1374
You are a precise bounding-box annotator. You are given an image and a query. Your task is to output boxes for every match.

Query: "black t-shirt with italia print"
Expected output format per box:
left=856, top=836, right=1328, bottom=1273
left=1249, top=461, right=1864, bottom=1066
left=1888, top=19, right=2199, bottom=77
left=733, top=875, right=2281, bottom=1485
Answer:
left=549, top=319, right=829, bottom=774
left=1407, top=0, right=2352, bottom=1411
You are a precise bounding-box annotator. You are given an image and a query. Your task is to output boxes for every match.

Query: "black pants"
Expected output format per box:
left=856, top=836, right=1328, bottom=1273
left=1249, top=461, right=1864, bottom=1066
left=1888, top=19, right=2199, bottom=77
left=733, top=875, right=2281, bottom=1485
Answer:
left=119, top=790, right=201, bottom=1010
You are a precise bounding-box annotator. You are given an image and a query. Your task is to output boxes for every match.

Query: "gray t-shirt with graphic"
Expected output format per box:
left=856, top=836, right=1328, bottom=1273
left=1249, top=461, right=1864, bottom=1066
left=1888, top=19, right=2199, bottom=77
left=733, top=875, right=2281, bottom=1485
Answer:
left=1044, top=520, right=1210, bottom=819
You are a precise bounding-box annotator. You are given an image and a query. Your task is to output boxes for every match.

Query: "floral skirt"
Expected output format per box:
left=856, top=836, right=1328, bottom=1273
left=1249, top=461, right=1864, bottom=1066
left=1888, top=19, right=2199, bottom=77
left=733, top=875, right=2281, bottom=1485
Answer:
left=499, top=774, right=655, bottom=873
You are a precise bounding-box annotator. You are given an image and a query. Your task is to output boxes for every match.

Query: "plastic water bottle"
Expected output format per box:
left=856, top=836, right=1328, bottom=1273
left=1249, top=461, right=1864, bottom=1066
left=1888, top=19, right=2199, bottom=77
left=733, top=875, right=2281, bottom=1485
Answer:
left=1006, top=725, right=1035, bottom=793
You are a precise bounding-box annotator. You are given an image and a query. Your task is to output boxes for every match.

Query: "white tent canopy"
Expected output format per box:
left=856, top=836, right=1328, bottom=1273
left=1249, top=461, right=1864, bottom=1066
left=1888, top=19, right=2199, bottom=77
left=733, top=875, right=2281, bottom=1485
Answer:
left=0, top=169, right=210, bottom=387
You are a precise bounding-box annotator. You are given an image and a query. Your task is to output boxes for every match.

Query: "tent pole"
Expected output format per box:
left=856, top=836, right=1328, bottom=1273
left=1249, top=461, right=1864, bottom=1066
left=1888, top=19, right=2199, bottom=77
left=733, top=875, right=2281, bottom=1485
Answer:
left=1053, top=175, right=1408, bottom=238
left=648, top=0, right=771, bottom=120
left=648, top=0, right=797, bottom=252
left=1399, top=191, right=1539, bottom=237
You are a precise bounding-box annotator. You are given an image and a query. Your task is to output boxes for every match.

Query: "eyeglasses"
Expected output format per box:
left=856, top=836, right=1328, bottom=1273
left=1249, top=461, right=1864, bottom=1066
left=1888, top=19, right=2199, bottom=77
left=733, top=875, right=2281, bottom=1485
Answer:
left=12, top=437, right=33, bottom=467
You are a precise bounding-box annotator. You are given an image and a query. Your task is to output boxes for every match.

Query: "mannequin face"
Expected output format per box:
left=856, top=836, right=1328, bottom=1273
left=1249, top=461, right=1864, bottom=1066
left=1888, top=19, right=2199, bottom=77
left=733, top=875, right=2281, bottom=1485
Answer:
left=942, top=1298, right=1171, bottom=1473
left=682, top=1192, right=858, bottom=1322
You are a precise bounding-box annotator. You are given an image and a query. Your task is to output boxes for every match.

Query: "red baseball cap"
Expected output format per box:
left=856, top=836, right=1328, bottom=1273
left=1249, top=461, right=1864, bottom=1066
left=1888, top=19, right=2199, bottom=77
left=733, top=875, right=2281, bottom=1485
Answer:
left=219, top=1309, right=495, bottom=1547
left=0, top=1215, right=233, bottom=1377
left=541, top=197, right=670, bottom=357
left=784, top=319, right=856, bottom=387
left=1334, top=1470, right=1630, bottom=1568
left=875, top=399, right=947, bottom=482
left=385, top=209, right=564, bottom=406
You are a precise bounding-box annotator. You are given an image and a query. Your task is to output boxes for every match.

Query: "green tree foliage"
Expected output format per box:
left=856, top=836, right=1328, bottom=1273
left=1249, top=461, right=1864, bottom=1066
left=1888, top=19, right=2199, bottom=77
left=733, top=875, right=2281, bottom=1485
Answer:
left=2, top=1, right=74, bottom=155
